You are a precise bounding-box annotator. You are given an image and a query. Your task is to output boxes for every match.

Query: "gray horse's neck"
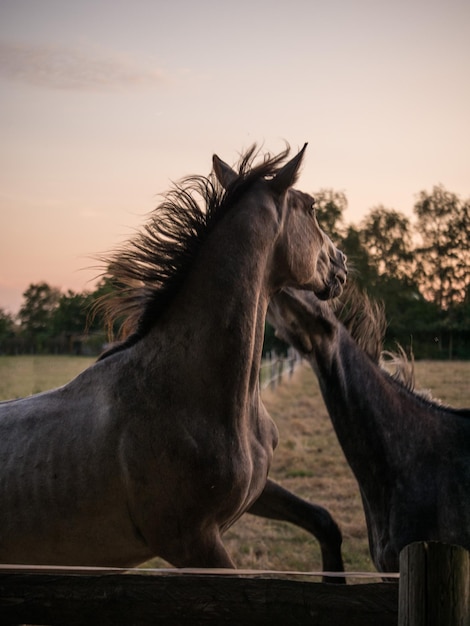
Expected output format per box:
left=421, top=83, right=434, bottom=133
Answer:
left=132, top=198, right=278, bottom=412
left=310, top=317, right=461, bottom=493
left=311, top=323, right=414, bottom=491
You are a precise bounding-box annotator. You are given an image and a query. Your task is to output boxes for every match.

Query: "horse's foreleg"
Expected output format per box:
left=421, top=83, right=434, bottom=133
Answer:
left=248, top=478, right=346, bottom=583
left=161, top=529, right=236, bottom=569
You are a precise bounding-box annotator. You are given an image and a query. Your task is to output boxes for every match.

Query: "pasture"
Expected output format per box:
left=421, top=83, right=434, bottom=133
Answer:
left=0, top=355, right=469, bottom=576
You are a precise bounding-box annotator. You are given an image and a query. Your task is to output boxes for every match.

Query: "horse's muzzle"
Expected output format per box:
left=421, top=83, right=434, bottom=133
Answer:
left=315, top=262, right=347, bottom=300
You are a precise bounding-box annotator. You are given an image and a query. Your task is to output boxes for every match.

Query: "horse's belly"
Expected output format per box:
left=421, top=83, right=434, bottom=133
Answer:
left=0, top=427, right=151, bottom=566
left=0, top=487, right=152, bottom=566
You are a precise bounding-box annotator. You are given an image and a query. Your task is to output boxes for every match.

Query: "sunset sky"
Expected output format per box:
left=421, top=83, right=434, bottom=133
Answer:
left=1, top=0, right=469, bottom=314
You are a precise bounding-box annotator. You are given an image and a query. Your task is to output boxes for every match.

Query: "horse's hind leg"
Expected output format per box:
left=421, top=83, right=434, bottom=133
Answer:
left=248, top=478, right=346, bottom=583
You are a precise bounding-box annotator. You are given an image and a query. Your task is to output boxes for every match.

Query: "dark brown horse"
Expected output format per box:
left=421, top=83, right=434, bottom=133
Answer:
left=0, top=145, right=347, bottom=568
left=267, top=285, right=470, bottom=573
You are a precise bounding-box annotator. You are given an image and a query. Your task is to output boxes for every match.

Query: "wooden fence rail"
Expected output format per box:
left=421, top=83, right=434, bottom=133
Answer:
left=0, top=568, right=398, bottom=626
left=0, top=542, right=468, bottom=625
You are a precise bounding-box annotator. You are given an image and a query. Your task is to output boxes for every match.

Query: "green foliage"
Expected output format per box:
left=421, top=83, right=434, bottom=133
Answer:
left=0, top=309, right=16, bottom=354
left=4, top=281, right=107, bottom=355
left=413, top=185, right=470, bottom=309
left=339, top=225, right=379, bottom=289
left=315, top=185, right=470, bottom=359
left=51, top=291, right=92, bottom=335
left=0, top=309, right=15, bottom=336
left=360, top=206, right=413, bottom=279
left=19, top=282, right=61, bottom=335
left=314, top=188, right=347, bottom=241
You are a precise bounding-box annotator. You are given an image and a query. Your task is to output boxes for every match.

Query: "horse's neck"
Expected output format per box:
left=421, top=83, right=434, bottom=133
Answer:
left=186, top=201, right=274, bottom=341
left=311, top=325, right=403, bottom=483
left=143, top=203, right=277, bottom=399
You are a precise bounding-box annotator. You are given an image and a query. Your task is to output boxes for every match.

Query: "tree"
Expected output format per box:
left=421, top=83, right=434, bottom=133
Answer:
left=18, top=282, right=61, bottom=351
left=414, top=185, right=470, bottom=309
left=360, top=206, right=413, bottom=279
left=339, top=225, right=378, bottom=290
left=313, top=188, right=347, bottom=241
left=0, top=308, right=16, bottom=353
left=51, top=290, right=92, bottom=335
left=0, top=308, right=15, bottom=335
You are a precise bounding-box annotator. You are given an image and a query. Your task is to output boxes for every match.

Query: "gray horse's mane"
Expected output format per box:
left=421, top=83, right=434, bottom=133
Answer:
left=332, top=284, right=470, bottom=415
left=95, top=145, right=291, bottom=360
left=332, top=282, right=415, bottom=390
left=332, top=282, right=387, bottom=364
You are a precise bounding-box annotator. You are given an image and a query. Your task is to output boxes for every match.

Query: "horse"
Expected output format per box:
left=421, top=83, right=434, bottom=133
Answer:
left=0, top=144, right=347, bottom=568
left=266, top=284, right=470, bottom=573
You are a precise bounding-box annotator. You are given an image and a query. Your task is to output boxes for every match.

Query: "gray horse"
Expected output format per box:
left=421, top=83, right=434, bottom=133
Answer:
left=0, top=145, right=347, bottom=568
left=267, top=285, right=470, bottom=573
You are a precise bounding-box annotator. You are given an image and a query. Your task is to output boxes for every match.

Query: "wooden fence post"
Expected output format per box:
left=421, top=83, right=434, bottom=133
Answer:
left=399, top=541, right=470, bottom=626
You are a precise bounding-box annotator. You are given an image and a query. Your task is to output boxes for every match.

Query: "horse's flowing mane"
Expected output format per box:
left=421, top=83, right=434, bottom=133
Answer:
left=332, top=282, right=386, bottom=364
left=332, top=282, right=415, bottom=390
left=95, top=145, right=290, bottom=359
left=332, top=282, right=470, bottom=415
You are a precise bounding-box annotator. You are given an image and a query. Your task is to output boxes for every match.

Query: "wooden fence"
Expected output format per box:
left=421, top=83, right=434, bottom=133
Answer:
left=1, top=542, right=468, bottom=625
left=260, top=347, right=301, bottom=390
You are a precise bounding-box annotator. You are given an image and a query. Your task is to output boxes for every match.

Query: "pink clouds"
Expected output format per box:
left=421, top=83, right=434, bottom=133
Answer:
left=0, top=41, right=165, bottom=92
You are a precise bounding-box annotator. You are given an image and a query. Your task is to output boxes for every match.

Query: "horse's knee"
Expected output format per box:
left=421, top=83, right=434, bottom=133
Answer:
left=160, top=531, right=235, bottom=569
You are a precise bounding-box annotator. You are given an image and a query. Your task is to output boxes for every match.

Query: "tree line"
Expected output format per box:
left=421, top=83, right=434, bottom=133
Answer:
left=1, top=183, right=469, bottom=358
left=0, top=279, right=114, bottom=356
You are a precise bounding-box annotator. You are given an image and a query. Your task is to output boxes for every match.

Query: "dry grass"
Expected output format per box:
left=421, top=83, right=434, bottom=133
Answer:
left=0, top=355, right=469, bottom=576
left=413, top=359, right=470, bottom=407
left=0, top=355, right=95, bottom=400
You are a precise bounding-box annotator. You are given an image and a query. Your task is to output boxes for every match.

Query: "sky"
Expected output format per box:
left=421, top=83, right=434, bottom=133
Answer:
left=1, top=0, right=469, bottom=314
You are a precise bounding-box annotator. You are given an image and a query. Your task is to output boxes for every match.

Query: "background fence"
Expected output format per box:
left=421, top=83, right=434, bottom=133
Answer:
left=260, top=347, right=301, bottom=391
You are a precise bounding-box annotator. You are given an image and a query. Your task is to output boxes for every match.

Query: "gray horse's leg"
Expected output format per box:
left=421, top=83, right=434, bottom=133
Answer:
left=248, top=479, right=346, bottom=583
left=158, top=528, right=236, bottom=569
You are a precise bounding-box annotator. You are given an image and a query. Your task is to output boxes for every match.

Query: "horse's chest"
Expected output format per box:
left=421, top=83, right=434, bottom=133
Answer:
left=197, top=419, right=276, bottom=490
left=168, top=414, right=275, bottom=513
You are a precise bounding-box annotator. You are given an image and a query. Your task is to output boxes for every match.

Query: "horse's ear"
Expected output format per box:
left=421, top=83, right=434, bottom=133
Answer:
left=212, top=155, right=238, bottom=189
left=270, top=143, right=308, bottom=194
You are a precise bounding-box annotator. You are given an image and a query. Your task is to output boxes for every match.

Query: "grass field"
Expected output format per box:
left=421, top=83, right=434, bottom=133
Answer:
left=0, top=355, right=469, bottom=576
left=0, top=355, right=95, bottom=400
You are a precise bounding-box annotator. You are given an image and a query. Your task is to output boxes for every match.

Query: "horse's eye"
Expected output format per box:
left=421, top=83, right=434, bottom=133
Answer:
left=309, top=203, right=316, bottom=215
